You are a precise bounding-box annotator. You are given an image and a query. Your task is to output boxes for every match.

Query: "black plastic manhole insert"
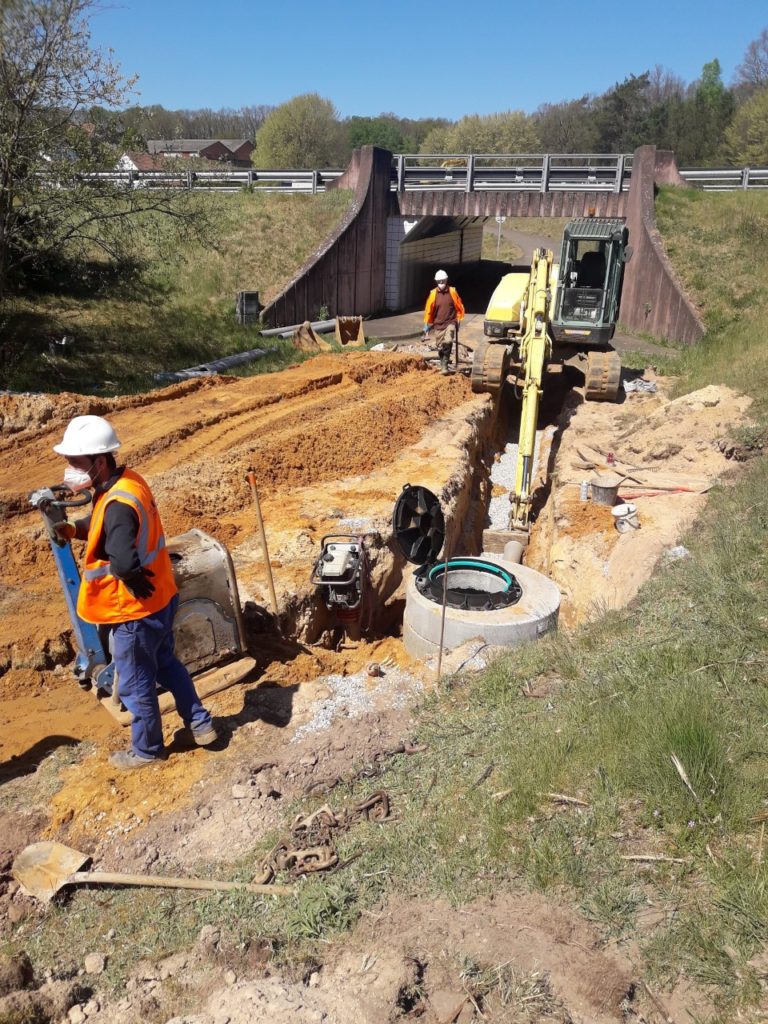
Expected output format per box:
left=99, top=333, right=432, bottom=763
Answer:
left=416, top=558, right=523, bottom=610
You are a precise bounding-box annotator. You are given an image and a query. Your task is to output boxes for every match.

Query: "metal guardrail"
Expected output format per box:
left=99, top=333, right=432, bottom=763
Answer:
left=68, top=159, right=768, bottom=195
left=76, top=168, right=344, bottom=193
left=678, top=167, right=768, bottom=190
left=391, top=153, right=634, bottom=194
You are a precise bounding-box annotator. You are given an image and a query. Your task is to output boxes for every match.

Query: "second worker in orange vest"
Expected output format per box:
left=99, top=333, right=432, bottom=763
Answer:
left=423, top=268, right=465, bottom=375
left=53, top=415, right=217, bottom=770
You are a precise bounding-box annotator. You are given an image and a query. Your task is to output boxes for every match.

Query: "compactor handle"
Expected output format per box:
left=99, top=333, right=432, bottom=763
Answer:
left=44, top=485, right=93, bottom=509
left=29, top=486, right=92, bottom=547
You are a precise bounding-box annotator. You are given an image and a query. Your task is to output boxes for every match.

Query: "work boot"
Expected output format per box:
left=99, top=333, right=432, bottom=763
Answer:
left=191, top=723, right=219, bottom=747
left=440, top=353, right=450, bottom=375
left=109, top=750, right=164, bottom=771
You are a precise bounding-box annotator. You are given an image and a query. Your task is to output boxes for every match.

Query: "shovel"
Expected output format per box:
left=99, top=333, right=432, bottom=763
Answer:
left=13, top=842, right=291, bottom=904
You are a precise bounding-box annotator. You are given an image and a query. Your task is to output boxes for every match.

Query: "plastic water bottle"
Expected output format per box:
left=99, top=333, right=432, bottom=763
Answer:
left=580, top=480, right=589, bottom=502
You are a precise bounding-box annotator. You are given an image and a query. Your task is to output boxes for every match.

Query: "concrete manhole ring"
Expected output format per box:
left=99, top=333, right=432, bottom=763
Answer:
left=402, top=555, right=561, bottom=658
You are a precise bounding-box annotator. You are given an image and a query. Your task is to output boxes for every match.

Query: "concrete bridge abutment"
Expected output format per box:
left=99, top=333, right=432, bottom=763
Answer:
left=262, top=145, right=705, bottom=347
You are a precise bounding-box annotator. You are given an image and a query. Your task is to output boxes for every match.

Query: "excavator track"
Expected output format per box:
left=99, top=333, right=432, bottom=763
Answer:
left=584, top=350, right=622, bottom=402
left=471, top=341, right=510, bottom=397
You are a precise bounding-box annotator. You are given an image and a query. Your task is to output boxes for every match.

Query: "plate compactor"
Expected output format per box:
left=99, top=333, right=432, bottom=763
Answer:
left=30, top=485, right=256, bottom=725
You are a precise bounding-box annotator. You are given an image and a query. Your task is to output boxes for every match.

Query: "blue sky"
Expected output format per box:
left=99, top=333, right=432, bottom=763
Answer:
left=88, top=0, right=767, bottom=119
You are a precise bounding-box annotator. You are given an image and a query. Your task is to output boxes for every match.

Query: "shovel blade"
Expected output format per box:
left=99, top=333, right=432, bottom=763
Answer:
left=12, top=842, right=90, bottom=903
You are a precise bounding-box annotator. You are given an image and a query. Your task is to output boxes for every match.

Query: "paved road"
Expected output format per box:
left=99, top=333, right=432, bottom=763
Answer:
left=366, top=309, right=672, bottom=360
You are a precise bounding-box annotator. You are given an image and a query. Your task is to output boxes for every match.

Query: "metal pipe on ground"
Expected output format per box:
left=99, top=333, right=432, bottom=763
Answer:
left=154, top=346, right=275, bottom=384
left=259, top=319, right=336, bottom=338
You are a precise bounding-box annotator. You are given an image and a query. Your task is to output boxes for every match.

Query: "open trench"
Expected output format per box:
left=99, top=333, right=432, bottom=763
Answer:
left=1, top=348, right=751, bottom=839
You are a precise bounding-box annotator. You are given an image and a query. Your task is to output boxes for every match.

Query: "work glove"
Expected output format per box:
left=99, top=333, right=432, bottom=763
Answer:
left=123, top=567, right=155, bottom=600
left=53, top=521, right=76, bottom=541
left=422, top=325, right=431, bottom=339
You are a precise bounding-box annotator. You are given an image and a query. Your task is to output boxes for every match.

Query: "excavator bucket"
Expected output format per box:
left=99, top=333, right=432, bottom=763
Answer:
left=334, top=316, right=366, bottom=348
left=292, top=322, right=333, bottom=353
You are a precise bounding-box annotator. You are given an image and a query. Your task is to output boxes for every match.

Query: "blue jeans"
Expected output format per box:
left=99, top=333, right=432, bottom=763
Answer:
left=110, top=595, right=213, bottom=759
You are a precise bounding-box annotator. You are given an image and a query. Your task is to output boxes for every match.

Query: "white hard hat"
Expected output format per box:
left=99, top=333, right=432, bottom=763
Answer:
left=434, top=269, right=448, bottom=282
left=53, top=415, right=121, bottom=456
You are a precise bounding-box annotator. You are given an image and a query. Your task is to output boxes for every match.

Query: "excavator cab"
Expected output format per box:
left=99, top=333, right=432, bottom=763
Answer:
left=550, top=217, right=629, bottom=346
left=475, top=216, right=629, bottom=403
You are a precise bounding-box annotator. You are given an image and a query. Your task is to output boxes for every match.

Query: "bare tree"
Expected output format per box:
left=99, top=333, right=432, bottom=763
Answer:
left=647, top=65, right=686, bottom=105
left=734, top=27, right=768, bottom=92
left=0, top=0, right=210, bottom=299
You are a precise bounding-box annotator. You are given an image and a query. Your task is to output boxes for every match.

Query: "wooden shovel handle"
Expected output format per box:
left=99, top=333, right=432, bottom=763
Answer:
left=70, top=871, right=291, bottom=895
left=245, top=469, right=279, bottom=616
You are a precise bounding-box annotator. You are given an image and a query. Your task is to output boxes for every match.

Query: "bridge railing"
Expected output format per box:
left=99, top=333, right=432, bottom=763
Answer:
left=52, top=160, right=768, bottom=194
left=391, top=153, right=634, bottom=193
left=678, top=167, right=768, bottom=190
left=69, top=168, right=345, bottom=192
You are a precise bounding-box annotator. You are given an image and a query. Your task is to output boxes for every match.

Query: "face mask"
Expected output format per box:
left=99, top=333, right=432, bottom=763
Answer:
left=63, top=465, right=93, bottom=492
left=437, top=282, right=447, bottom=290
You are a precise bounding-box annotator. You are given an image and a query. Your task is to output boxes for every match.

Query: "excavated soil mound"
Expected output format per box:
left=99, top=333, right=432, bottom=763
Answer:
left=61, top=891, right=642, bottom=1024
left=526, top=379, right=752, bottom=625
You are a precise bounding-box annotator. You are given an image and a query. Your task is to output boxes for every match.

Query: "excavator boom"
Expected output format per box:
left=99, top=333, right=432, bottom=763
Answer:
left=510, top=249, right=554, bottom=529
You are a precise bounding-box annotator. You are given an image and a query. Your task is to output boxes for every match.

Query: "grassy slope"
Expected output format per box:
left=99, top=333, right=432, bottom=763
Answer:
left=7, top=191, right=768, bottom=1021
left=1, top=189, right=353, bottom=394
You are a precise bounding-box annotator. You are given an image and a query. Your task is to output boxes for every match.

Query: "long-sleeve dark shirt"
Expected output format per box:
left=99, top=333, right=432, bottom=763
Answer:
left=74, top=468, right=142, bottom=580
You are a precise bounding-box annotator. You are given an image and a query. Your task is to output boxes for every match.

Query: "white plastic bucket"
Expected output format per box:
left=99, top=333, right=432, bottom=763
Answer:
left=611, top=502, right=640, bottom=533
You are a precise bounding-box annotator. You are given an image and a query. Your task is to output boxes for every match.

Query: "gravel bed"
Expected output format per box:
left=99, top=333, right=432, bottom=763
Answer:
left=292, top=668, right=424, bottom=741
left=487, top=425, right=554, bottom=530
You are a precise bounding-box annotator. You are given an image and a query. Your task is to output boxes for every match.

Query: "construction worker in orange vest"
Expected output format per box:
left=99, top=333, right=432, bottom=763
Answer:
left=53, top=415, right=217, bottom=770
left=423, top=269, right=465, bottom=375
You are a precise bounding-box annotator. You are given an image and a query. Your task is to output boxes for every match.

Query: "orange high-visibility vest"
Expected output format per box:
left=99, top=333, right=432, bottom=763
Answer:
left=77, top=469, right=178, bottom=625
left=424, top=286, right=465, bottom=325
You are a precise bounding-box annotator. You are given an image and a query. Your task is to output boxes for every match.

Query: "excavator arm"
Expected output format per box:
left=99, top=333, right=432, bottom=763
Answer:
left=510, top=248, right=553, bottom=529
left=471, top=247, right=555, bottom=531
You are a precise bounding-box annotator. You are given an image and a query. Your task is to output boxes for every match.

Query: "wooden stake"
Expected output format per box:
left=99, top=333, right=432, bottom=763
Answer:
left=245, top=469, right=278, bottom=616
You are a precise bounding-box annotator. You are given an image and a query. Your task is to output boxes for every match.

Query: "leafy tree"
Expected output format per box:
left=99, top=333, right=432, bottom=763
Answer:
left=254, top=93, right=347, bottom=168
left=346, top=115, right=406, bottom=153
left=0, top=0, right=209, bottom=298
left=593, top=73, right=653, bottom=151
left=725, top=86, right=768, bottom=164
left=420, top=111, right=540, bottom=153
left=678, top=59, right=735, bottom=164
left=397, top=116, right=451, bottom=151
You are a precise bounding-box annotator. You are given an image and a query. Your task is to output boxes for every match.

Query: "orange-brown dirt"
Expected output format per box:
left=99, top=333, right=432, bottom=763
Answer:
left=1, top=352, right=485, bottom=823
left=526, top=379, right=752, bottom=626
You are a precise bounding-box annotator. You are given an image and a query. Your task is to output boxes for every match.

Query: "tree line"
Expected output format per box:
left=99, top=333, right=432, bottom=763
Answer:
left=247, top=37, right=767, bottom=168
left=0, top=0, right=766, bottom=308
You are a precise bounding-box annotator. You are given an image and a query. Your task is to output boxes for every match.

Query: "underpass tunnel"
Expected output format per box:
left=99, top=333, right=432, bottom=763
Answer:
left=385, top=215, right=508, bottom=314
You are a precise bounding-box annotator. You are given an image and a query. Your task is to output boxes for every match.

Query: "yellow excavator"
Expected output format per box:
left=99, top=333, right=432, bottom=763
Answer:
left=471, top=217, right=630, bottom=532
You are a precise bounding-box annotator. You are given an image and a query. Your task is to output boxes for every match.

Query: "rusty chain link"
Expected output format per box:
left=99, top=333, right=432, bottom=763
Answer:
left=252, top=790, right=392, bottom=884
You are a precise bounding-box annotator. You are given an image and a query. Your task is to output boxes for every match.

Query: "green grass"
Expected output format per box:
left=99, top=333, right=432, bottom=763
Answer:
left=0, top=190, right=353, bottom=394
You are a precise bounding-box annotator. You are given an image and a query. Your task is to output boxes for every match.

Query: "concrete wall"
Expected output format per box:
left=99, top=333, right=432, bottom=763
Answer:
left=397, top=190, right=628, bottom=219
left=619, top=146, right=704, bottom=344
left=398, top=222, right=483, bottom=309
left=385, top=215, right=419, bottom=309
left=385, top=215, right=484, bottom=308
left=261, top=146, right=393, bottom=327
